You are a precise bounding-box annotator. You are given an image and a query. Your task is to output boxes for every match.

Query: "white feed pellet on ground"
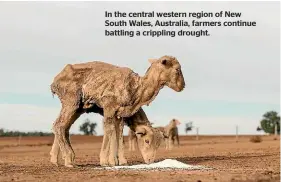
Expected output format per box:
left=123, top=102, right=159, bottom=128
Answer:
left=100, top=159, right=212, bottom=170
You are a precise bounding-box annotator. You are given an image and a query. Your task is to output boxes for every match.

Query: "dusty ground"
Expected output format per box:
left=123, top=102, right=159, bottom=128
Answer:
left=0, top=135, right=279, bottom=182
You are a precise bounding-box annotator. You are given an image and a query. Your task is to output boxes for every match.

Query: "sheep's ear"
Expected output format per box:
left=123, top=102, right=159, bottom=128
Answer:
left=160, top=59, right=172, bottom=67
left=161, top=59, right=167, bottom=65
left=148, top=59, right=157, bottom=64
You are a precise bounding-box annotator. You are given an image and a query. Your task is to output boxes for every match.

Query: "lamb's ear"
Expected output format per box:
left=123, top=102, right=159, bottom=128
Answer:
left=148, top=59, right=157, bottom=64
left=160, top=59, right=172, bottom=67
left=161, top=59, right=167, bottom=65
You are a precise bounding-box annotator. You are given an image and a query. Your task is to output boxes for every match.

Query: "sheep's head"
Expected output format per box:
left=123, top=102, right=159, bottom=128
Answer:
left=148, top=55, right=185, bottom=92
left=135, top=125, right=165, bottom=164
left=170, top=118, right=181, bottom=127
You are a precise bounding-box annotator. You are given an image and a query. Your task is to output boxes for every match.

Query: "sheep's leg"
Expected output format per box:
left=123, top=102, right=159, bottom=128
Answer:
left=100, top=117, right=118, bottom=166
left=129, top=136, right=136, bottom=151
left=168, top=135, right=173, bottom=150
left=116, top=118, right=127, bottom=165
left=132, top=137, right=136, bottom=151
left=176, top=135, right=180, bottom=147
left=50, top=134, right=60, bottom=166
left=51, top=125, right=76, bottom=164
left=128, top=136, right=132, bottom=151
left=65, top=129, right=75, bottom=162
left=108, top=117, right=119, bottom=166
left=165, top=138, right=169, bottom=150
left=99, top=120, right=110, bottom=166
left=52, top=105, right=80, bottom=167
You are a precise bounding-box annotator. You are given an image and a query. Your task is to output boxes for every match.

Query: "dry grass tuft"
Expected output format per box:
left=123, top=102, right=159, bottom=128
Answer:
left=250, top=135, right=262, bottom=143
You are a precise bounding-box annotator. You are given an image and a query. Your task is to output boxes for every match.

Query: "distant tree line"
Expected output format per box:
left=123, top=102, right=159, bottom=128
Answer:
left=2, top=110, right=277, bottom=137
left=0, top=117, right=98, bottom=137
left=0, top=128, right=52, bottom=137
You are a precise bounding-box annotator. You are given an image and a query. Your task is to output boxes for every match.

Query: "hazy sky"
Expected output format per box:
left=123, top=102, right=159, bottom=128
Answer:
left=0, top=1, right=279, bottom=135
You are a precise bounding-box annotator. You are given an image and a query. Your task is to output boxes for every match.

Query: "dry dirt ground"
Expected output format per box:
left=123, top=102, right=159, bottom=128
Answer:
left=0, top=135, right=279, bottom=182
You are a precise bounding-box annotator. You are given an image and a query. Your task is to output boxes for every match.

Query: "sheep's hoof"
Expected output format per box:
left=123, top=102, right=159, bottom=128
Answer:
left=100, top=158, right=109, bottom=167
left=50, top=157, right=59, bottom=167
left=64, top=163, right=76, bottom=168
left=65, top=164, right=75, bottom=168
left=50, top=161, right=59, bottom=167
left=108, top=155, right=119, bottom=166
left=64, top=159, right=75, bottom=168
left=100, top=161, right=110, bottom=167
left=118, top=159, right=127, bottom=166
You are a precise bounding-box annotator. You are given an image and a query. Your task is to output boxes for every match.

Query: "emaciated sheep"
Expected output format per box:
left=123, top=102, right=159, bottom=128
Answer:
left=50, top=55, right=185, bottom=167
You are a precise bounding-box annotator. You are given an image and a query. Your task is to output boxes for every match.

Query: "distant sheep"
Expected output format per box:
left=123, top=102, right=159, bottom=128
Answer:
left=155, top=119, right=181, bottom=150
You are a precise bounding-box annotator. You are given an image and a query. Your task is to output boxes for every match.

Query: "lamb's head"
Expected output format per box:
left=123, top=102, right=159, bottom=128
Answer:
left=170, top=118, right=181, bottom=127
left=149, top=55, right=185, bottom=92
left=135, top=125, right=165, bottom=164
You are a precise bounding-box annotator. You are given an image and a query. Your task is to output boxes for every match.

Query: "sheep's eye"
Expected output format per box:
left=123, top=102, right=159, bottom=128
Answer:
left=145, top=139, right=150, bottom=144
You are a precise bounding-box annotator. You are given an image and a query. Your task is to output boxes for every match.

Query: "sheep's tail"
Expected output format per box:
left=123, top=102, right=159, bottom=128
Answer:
left=50, top=82, right=57, bottom=98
